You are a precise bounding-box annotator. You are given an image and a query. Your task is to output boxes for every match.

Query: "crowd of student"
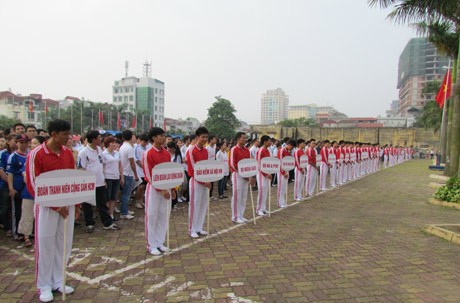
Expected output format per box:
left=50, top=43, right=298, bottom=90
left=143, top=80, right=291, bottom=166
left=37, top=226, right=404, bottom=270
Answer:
left=0, top=119, right=413, bottom=302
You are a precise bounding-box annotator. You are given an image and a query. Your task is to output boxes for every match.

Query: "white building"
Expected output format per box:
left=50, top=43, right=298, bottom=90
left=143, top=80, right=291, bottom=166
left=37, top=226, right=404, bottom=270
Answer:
left=112, top=75, right=165, bottom=128
left=260, top=88, right=289, bottom=124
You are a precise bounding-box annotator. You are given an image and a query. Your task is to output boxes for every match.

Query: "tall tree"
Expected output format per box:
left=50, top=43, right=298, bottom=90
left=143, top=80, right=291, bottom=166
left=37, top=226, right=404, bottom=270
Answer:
left=369, top=0, right=460, bottom=177
left=0, top=115, right=20, bottom=131
left=278, top=117, right=317, bottom=127
left=204, top=96, right=240, bottom=139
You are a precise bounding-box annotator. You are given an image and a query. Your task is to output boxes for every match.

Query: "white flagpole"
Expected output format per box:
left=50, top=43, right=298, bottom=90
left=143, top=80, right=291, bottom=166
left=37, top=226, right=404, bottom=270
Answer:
left=167, top=191, right=171, bottom=249
left=207, top=188, right=210, bottom=234
left=249, top=184, right=256, bottom=225
left=62, top=216, right=68, bottom=301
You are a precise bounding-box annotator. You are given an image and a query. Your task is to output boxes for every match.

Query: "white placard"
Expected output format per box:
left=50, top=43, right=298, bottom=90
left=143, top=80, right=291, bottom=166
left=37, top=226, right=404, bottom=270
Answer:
left=238, top=158, right=258, bottom=178
left=35, top=169, right=96, bottom=207
left=351, top=154, right=356, bottom=162
left=316, top=154, right=322, bottom=166
left=281, top=156, right=295, bottom=171
left=328, top=153, right=336, bottom=165
left=151, top=162, right=185, bottom=190
left=194, top=160, right=225, bottom=183
left=362, top=152, right=368, bottom=160
left=260, top=157, right=280, bottom=174
left=299, top=155, right=308, bottom=168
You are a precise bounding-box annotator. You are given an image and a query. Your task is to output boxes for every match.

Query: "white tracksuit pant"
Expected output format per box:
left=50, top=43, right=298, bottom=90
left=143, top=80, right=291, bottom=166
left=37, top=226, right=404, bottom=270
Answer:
left=35, top=205, right=75, bottom=294
left=231, top=173, right=248, bottom=221
left=329, top=163, right=337, bottom=187
left=320, top=162, right=329, bottom=190
left=294, top=167, right=305, bottom=200
left=145, top=185, right=170, bottom=250
left=342, top=163, right=348, bottom=183
left=189, top=178, right=208, bottom=234
left=305, top=164, right=318, bottom=197
left=256, top=172, right=270, bottom=213
left=277, top=172, right=288, bottom=207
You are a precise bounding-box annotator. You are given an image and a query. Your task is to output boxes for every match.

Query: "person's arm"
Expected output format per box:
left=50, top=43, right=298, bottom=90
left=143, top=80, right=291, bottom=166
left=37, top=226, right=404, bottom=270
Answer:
left=7, top=173, right=16, bottom=198
left=129, top=157, right=139, bottom=181
left=119, top=160, right=124, bottom=187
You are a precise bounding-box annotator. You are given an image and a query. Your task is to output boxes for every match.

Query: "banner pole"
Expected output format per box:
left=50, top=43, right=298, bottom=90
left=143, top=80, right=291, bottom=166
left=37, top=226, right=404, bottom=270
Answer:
left=207, top=188, right=210, bottom=235
left=62, top=215, right=68, bottom=301
left=249, top=184, right=256, bottom=225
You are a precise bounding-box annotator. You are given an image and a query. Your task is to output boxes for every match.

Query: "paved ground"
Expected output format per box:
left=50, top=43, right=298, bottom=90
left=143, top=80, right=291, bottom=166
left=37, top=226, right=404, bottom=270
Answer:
left=1, top=159, right=460, bottom=302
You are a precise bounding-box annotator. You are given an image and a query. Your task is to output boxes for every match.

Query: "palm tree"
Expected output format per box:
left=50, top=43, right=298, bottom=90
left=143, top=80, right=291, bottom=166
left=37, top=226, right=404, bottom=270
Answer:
left=369, top=0, right=460, bottom=177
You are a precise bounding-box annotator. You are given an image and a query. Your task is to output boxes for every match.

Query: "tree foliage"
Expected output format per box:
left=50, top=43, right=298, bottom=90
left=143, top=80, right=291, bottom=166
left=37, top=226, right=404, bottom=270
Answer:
left=0, top=115, right=20, bottom=131
left=414, top=81, right=443, bottom=131
left=277, top=117, right=317, bottom=127
left=204, top=96, right=240, bottom=139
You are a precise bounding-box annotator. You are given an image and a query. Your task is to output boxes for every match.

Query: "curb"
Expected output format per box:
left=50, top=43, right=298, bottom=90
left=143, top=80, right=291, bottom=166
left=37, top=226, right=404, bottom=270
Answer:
left=428, top=197, right=460, bottom=210
left=425, top=224, right=460, bottom=245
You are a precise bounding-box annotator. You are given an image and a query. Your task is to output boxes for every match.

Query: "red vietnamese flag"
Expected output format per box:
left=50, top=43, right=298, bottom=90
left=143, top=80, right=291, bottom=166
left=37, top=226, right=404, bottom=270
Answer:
left=29, top=101, right=34, bottom=113
left=117, top=112, right=121, bottom=130
left=131, top=115, right=137, bottom=129
left=435, top=70, right=452, bottom=108
left=98, top=110, right=104, bottom=126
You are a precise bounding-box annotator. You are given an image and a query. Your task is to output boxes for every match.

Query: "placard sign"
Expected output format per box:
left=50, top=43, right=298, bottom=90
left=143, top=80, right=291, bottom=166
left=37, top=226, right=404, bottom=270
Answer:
left=281, top=156, right=295, bottom=171
left=299, top=155, right=308, bottom=168
left=194, top=160, right=225, bottom=183
left=151, top=162, right=185, bottom=190
left=351, top=154, right=356, bottom=162
left=328, top=153, right=336, bottom=165
left=260, top=157, right=280, bottom=174
left=362, top=152, right=368, bottom=160
left=316, top=154, right=322, bottom=166
left=35, top=169, right=96, bottom=207
left=238, top=159, right=258, bottom=178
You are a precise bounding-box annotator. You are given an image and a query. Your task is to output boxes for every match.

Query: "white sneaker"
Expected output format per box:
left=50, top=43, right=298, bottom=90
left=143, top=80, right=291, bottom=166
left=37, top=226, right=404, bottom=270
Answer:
left=128, top=210, right=135, bottom=215
left=232, top=219, right=245, bottom=224
left=39, top=290, right=54, bottom=302
left=279, top=205, right=287, bottom=208
left=54, top=285, right=75, bottom=294
left=295, top=198, right=302, bottom=202
left=149, top=248, right=161, bottom=255
left=135, top=202, right=144, bottom=209
left=120, top=214, right=135, bottom=220
left=158, top=245, right=169, bottom=253
left=241, top=217, right=249, bottom=222
left=114, top=207, right=120, bottom=213
left=257, top=211, right=265, bottom=216
left=198, top=230, right=208, bottom=236
left=190, top=232, right=199, bottom=238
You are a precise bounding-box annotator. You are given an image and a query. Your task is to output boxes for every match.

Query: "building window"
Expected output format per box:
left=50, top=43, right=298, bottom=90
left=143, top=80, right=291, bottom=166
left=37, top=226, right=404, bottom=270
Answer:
left=155, top=115, right=157, bottom=119
left=155, top=97, right=158, bottom=102
left=155, top=106, right=157, bottom=111
left=113, top=97, right=117, bottom=102
left=155, top=88, right=158, bottom=93
left=114, top=88, right=118, bottom=94
left=129, top=95, right=133, bottom=101
left=118, top=96, right=122, bottom=102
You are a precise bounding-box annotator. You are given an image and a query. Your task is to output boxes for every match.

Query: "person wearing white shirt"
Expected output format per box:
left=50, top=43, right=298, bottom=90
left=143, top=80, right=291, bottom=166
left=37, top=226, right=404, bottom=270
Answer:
left=119, top=130, right=139, bottom=219
left=102, top=136, right=124, bottom=220
left=134, top=134, right=149, bottom=209
left=206, top=135, right=217, bottom=201
left=215, top=142, right=229, bottom=199
left=77, top=130, right=119, bottom=232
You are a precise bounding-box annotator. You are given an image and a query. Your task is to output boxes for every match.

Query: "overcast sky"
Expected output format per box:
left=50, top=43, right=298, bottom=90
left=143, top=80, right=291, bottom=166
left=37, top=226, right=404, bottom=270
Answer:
left=0, top=0, right=416, bottom=124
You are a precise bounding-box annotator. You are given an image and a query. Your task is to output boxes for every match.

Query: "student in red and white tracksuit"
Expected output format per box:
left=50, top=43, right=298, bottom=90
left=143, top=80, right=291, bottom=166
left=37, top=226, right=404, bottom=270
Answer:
left=256, top=135, right=272, bottom=215
left=143, top=127, right=172, bottom=256
left=230, top=132, right=254, bottom=224
left=294, top=139, right=307, bottom=201
left=329, top=141, right=339, bottom=187
left=26, top=120, right=78, bottom=303
left=187, top=127, right=211, bottom=238
left=305, top=139, right=318, bottom=197
left=277, top=140, right=295, bottom=208
left=319, top=140, right=331, bottom=191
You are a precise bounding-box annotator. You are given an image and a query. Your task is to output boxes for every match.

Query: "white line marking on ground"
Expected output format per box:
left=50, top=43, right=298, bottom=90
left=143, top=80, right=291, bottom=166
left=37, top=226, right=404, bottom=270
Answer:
left=166, top=281, right=194, bottom=296
left=0, top=246, right=34, bottom=261
left=227, top=292, right=255, bottom=303
left=147, top=276, right=176, bottom=293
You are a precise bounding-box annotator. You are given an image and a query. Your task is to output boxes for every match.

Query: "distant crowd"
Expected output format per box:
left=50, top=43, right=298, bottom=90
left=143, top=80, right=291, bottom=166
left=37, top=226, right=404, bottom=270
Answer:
left=0, top=120, right=414, bottom=302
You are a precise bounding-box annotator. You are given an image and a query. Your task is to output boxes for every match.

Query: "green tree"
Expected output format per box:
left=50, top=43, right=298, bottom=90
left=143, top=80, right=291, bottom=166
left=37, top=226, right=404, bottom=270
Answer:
left=278, top=117, right=317, bottom=127
left=414, top=81, right=442, bottom=131
left=0, top=115, right=20, bottom=131
left=204, top=96, right=240, bottom=139
left=369, top=0, right=460, bottom=177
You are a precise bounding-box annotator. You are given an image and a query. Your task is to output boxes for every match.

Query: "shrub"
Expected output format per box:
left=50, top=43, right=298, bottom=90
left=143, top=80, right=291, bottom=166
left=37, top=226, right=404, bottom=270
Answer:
left=434, top=177, right=460, bottom=203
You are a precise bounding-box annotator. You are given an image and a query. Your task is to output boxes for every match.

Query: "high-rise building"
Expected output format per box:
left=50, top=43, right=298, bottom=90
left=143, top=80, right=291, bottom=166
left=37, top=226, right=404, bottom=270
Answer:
left=260, top=88, right=289, bottom=124
left=397, top=38, right=449, bottom=116
left=112, top=63, right=165, bottom=128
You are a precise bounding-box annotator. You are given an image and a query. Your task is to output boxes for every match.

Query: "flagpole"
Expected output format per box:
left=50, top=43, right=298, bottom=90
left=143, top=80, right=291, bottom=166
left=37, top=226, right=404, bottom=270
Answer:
left=439, top=58, right=451, bottom=164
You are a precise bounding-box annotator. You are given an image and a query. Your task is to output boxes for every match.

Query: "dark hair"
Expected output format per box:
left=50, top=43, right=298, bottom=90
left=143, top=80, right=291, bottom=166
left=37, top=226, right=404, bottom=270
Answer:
left=26, top=125, right=37, bottom=131
left=190, top=134, right=197, bottom=141
left=310, top=138, right=316, bottom=143
left=33, top=136, right=46, bottom=144
left=235, top=132, right=246, bottom=140
left=3, top=128, right=11, bottom=136
left=282, top=137, right=290, bottom=143
left=323, top=139, right=330, bottom=144
left=260, top=135, right=270, bottom=145
left=208, top=134, right=215, bottom=141
left=331, top=140, right=337, bottom=145
left=13, top=123, right=25, bottom=130
left=103, top=136, right=117, bottom=148
left=297, top=138, right=305, bottom=145
left=287, top=139, right=297, bottom=147
left=166, top=141, right=176, bottom=149
left=195, top=127, right=209, bottom=137
left=48, top=119, right=71, bottom=135
left=122, top=129, right=133, bottom=141
left=86, top=130, right=100, bottom=143
left=148, top=127, right=164, bottom=140
left=139, top=133, right=149, bottom=142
